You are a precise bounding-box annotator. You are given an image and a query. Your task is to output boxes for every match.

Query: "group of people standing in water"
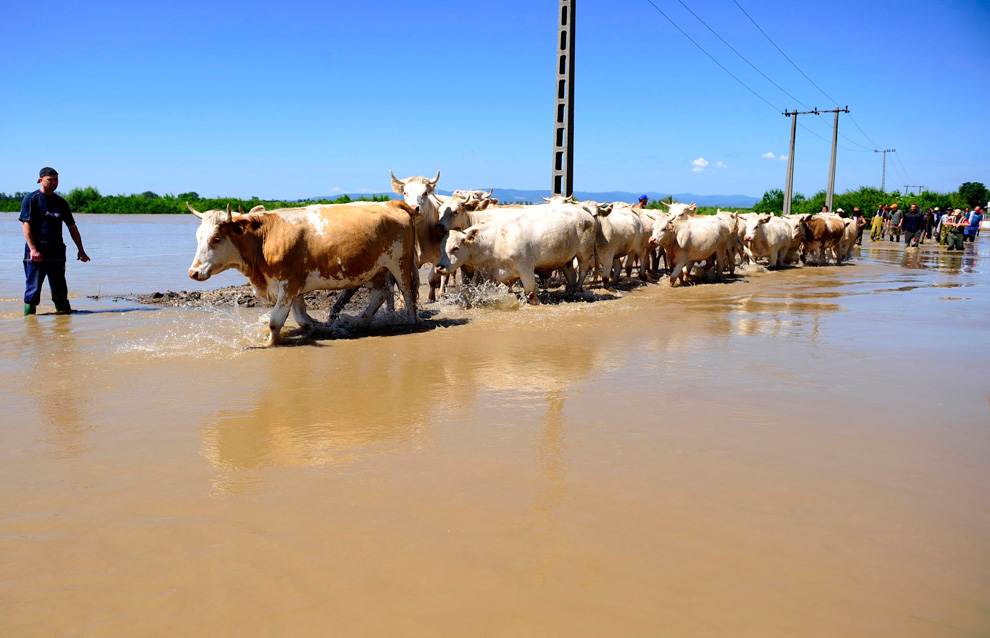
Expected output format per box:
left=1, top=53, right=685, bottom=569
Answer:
left=868, top=203, right=983, bottom=250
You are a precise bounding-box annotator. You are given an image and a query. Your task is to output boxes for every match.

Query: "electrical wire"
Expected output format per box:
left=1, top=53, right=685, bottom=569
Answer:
left=731, top=0, right=838, bottom=105
left=642, top=0, right=781, bottom=112
left=673, top=0, right=812, bottom=111
left=732, top=0, right=884, bottom=154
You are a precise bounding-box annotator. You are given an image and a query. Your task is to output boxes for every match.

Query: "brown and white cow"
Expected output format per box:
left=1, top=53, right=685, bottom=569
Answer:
left=187, top=202, right=419, bottom=346
left=801, top=213, right=845, bottom=265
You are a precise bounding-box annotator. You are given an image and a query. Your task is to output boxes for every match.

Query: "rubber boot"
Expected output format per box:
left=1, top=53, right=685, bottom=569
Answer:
left=24, top=303, right=36, bottom=316
left=54, top=301, right=72, bottom=315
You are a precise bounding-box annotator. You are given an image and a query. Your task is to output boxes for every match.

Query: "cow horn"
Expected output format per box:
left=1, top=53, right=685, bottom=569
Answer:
left=238, top=205, right=245, bottom=215
left=429, top=170, right=441, bottom=187
left=225, top=204, right=232, bottom=223
left=389, top=169, right=405, bottom=194
left=487, top=187, right=494, bottom=198
left=186, top=202, right=204, bottom=218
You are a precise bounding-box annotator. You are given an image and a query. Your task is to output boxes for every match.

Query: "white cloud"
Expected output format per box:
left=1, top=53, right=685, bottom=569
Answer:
left=330, top=187, right=343, bottom=193
left=762, top=152, right=788, bottom=161
left=691, top=157, right=709, bottom=172
left=714, top=161, right=727, bottom=169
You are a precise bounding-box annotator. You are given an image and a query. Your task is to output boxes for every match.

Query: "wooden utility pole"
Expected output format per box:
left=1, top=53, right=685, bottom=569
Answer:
left=823, top=106, right=849, bottom=212
left=874, top=148, right=895, bottom=193
left=552, top=0, right=576, bottom=197
left=782, top=108, right=819, bottom=216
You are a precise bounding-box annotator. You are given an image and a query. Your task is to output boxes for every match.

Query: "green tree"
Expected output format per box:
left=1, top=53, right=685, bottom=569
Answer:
left=66, top=186, right=102, bottom=212
left=958, top=182, right=988, bottom=208
left=178, top=191, right=200, bottom=201
left=753, top=188, right=784, bottom=214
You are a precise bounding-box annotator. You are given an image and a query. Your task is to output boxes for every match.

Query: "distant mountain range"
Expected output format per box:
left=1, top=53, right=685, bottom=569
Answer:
left=312, top=189, right=759, bottom=208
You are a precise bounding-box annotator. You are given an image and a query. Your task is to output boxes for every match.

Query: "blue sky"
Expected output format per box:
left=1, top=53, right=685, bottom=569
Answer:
left=2, top=0, right=988, bottom=200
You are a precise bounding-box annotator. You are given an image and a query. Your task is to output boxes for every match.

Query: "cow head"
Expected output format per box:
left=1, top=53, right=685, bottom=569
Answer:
left=743, top=213, right=772, bottom=242
left=390, top=170, right=440, bottom=218
left=660, top=201, right=698, bottom=217
left=648, top=212, right=676, bottom=248
left=435, top=227, right=480, bottom=275
left=436, top=189, right=494, bottom=233
left=187, top=203, right=258, bottom=281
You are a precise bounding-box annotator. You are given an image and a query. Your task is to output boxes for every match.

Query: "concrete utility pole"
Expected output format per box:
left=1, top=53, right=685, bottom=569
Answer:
left=823, top=106, right=850, bottom=212
left=552, top=0, right=576, bottom=197
left=782, top=108, right=819, bottom=216
left=874, top=149, right=895, bottom=193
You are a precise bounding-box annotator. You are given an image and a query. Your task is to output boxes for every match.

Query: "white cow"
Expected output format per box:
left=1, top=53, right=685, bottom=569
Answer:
left=599, top=202, right=652, bottom=287
left=389, top=170, right=450, bottom=301
left=435, top=207, right=597, bottom=304
left=780, top=214, right=810, bottom=264
left=649, top=208, right=730, bottom=286
left=742, top=213, right=794, bottom=269
left=838, top=217, right=858, bottom=262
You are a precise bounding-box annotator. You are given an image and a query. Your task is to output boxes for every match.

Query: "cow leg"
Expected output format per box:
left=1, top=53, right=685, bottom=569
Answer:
left=561, top=261, right=578, bottom=293
left=385, top=262, right=418, bottom=324
left=519, top=268, right=539, bottom=304
left=670, top=256, right=689, bottom=286
left=427, top=267, right=440, bottom=302
left=266, top=292, right=293, bottom=346
left=290, top=296, right=316, bottom=332
left=328, top=288, right=357, bottom=324
left=768, top=248, right=779, bottom=270
left=600, top=250, right=615, bottom=289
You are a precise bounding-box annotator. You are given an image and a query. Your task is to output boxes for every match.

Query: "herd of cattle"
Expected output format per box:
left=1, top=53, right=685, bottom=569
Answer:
left=186, top=172, right=858, bottom=345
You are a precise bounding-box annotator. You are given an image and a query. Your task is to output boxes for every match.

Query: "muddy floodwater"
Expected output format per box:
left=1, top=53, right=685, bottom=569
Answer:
left=1, top=213, right=989, bottom=636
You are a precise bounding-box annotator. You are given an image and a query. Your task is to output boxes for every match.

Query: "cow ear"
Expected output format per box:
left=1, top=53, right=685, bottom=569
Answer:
left=389, top=170, right=405, bottom=195
left=759, top=213, right=771, bottom=223
left=465, top=228, right=480, bottom=243
left=248, top=205, right=266, bottom=214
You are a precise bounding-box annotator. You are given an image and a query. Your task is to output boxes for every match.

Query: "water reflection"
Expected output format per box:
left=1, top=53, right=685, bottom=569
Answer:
left=199, top=343, right=443, bottom=481
left=23, top=316, right=93, bottom=457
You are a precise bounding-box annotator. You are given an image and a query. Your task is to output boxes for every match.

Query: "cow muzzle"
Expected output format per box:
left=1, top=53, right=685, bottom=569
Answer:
left=648, top=237, right=659, bottom=247
left=435, top=264, right=448, bottom=275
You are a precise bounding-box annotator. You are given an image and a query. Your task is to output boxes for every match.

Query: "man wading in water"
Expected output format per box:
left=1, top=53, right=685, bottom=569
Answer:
left=20, top=167, right=90, bottom=315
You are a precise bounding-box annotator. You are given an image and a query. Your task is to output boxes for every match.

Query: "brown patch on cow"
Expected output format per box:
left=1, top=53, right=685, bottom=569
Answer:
left=216, top=202, right=419, bottom=303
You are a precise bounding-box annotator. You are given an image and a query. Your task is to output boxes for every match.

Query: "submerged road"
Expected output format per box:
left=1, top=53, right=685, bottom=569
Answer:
left=1, top=218, right=988, bottom=636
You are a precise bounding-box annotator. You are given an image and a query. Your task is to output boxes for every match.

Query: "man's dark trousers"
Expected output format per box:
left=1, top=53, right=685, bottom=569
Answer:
left=23, top=245, right=68, bottom=306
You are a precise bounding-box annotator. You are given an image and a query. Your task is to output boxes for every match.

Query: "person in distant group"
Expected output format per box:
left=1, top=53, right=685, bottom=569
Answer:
left=821, top=205, right=829, bottom=214
left=836, top=207, right=847, bottom=218
left=636, top=195, right=648, bottom=209
left=870, top=206, right=885, bottom=241
left=966, top=206, right=984, bottom=242
left=900, top=203, right=924, bottom=248
left=20, top=167, right=90, bottom=316
left=877, top=203, right=891, bottom=237
left=924, top=208, right=936, bottom=239
left=936, top=208, right=951, bottom=244
left=888, top=203, right=903, bottom=242
left=853, top=207, right=866, bottom=245
left=944, top=208, right=967, bottom=251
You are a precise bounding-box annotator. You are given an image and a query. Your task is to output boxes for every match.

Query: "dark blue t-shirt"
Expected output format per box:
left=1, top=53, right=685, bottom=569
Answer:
left=19, top=190, right=75, bottom=250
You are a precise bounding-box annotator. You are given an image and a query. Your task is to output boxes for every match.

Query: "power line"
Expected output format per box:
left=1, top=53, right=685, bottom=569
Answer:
left=848, top=113, right=881, bottom=148
left=673, top=0, right=812, bottom=110
left=642, top=0, right=780, bottom=112
left=893, top=153, right=914, bottom=184
left=731, top=0, right=881, bottom=154
left=731, top=0, right=838, bottom=105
